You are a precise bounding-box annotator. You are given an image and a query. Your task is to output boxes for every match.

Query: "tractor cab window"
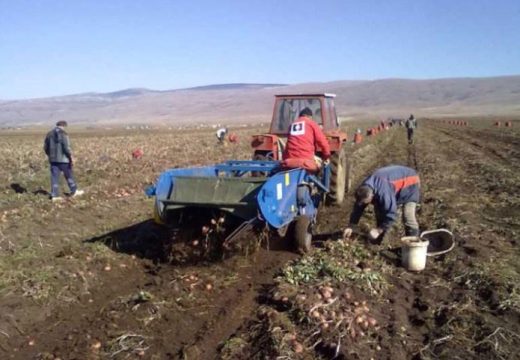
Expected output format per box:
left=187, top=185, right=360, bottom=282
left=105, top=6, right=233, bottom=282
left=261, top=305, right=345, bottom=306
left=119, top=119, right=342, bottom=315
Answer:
left=326, top=98, right=338, bottom=127
left=273, top=98, right=322, bottom=133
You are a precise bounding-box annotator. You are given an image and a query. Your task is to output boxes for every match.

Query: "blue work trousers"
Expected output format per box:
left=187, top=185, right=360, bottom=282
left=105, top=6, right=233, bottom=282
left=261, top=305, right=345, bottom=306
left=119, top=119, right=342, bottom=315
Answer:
left=50, top=162, right=77, bottom=197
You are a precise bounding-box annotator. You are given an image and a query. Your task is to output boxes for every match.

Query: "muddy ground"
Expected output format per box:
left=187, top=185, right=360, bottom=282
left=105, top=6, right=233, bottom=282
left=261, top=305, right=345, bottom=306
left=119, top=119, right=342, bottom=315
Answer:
left=0, top=119, right=519, bottom=359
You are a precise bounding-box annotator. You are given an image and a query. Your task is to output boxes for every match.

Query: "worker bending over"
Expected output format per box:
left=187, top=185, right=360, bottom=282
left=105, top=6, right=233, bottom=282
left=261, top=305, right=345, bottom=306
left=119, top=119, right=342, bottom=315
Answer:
left=343, top=165, right=420, bottom=242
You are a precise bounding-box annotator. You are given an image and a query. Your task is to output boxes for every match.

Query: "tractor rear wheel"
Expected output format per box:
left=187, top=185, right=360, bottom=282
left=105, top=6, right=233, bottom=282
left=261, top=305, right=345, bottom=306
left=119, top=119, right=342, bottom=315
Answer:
left=293, top=216, right=312, bottom=254
left=327, top=145, right=350, bottom=205
left=153, top=202, right=165, bottom=225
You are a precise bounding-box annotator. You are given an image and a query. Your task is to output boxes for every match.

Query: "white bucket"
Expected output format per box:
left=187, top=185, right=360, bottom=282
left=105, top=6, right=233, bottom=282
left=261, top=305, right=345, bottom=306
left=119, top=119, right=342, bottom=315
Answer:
left=401, top=236, right=429, bottom=271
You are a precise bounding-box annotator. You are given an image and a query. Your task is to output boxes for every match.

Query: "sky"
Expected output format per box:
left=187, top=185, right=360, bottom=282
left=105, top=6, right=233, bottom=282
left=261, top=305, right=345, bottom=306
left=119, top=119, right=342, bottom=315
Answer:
left=1, top=0, right=519, bottom=99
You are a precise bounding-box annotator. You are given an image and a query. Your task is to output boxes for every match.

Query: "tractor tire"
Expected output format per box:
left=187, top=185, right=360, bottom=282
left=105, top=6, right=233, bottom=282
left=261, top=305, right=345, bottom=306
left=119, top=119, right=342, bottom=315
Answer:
left=253, top=152, right=266, bottom=161
left=327, top=145, right=349, bottom=205
left=345, top=158, right=352, bottom=194
left=153, top=202, right=165, bottom=225
left=293, top=216, right=312, bottom=254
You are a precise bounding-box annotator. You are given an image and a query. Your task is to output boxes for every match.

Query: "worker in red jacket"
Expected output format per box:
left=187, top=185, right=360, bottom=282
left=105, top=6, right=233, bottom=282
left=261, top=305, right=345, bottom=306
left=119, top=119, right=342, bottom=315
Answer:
left=282, top=108, right=331, bottom=172
left=343, top=165, right=420, bottom=243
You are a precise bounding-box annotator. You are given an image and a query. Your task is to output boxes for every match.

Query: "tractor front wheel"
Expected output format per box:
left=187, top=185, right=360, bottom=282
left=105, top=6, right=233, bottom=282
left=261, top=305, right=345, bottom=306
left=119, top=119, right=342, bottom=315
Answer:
left=252, top=153, right=269, bottom=177
left=327, top=145, right=350, bottom=205
left=293, top=216, right=312, bottom=254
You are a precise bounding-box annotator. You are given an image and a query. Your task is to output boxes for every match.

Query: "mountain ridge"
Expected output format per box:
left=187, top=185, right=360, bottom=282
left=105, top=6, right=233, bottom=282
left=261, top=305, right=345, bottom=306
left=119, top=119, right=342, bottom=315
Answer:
left=1, top=76, right=519, bottom=126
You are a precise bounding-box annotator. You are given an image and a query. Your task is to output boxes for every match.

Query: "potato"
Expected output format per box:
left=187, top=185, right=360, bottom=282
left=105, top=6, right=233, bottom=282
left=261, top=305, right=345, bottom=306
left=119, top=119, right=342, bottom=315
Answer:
left=293, top=341, right=304, bottom=353
left=368, top=317, right=378, bottom=327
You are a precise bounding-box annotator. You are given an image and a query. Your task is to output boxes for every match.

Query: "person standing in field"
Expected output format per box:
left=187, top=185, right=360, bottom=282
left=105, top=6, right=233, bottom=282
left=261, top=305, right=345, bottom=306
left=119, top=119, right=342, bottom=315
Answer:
left=281, top=107, right=331, bottom=173
left=405, top=114, right=417, bottom=144
left=43, top=120, right=84, bottom=201
left=343, top=165, right=420, bottom=243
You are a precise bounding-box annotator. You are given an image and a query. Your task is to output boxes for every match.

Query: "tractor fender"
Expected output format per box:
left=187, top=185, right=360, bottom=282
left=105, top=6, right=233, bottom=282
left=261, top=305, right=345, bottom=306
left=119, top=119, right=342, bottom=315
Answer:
left=257, top=169, right=307, bottom=228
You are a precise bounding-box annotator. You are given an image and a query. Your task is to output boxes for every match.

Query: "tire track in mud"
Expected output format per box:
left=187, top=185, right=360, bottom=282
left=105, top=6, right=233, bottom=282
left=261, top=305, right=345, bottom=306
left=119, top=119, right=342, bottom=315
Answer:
left=178, top=249, right=296, bottom=359
left=407, top=142, right=419, bottom=171
left=419, top=124, right=520, bottom=249
left=431, top=125, right=520, bottom=167
left=425, top=124, right=520, bottom=234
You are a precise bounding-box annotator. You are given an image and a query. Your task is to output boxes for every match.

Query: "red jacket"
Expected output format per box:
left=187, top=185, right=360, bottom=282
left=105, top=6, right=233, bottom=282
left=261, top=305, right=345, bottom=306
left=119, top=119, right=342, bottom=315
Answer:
left=283, top=116, right=331, bottom=161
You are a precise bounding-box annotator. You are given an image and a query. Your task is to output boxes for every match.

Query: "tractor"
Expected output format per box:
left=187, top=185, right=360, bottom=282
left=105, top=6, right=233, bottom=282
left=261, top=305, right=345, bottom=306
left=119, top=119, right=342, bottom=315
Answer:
left=146, top=94, right=351, bottom=255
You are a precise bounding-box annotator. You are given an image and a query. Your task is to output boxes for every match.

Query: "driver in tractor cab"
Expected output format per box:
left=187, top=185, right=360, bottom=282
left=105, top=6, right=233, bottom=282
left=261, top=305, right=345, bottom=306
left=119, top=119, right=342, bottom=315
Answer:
left=281, top=107, right=331, bottom=173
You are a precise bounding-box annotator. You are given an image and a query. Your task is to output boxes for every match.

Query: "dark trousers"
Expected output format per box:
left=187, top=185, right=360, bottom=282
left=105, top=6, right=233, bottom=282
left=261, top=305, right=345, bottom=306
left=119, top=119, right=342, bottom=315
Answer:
left=50, top=162, right=77, bottom=197
left=407, top=128, right=414, bottom=144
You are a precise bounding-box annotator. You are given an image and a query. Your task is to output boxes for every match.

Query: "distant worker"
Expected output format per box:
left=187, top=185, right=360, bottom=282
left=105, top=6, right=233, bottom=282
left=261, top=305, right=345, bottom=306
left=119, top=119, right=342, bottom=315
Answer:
left=282, top=108, right=331, bottom=173
left=353, top=128, right=363, bottom=144
left=405, top=114, right=417, bottom=144
left=343, top=165, right=420, bottom=243
left=216, top=127, right=228, bottom=144
left=43, top=120, right=84, bottom=201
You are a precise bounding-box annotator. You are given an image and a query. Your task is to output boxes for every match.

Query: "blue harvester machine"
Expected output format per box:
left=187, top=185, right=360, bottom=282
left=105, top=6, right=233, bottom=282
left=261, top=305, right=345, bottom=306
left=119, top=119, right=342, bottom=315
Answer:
left=147, top=160, right=331, bottom=253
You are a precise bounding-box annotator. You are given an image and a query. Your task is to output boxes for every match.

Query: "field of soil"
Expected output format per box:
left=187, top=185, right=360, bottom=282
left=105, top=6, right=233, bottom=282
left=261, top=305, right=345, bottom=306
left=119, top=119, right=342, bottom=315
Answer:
left=0, top=118, right=519, bottom=359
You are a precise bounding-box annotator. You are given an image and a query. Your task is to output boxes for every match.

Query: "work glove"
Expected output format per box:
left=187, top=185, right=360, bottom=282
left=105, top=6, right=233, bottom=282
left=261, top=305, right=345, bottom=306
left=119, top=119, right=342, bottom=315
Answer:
left=368, top=228, right=383, bottom=241
left=343, top=227, right=353, bottom=239
left=314, top=156, right=323, bottom=167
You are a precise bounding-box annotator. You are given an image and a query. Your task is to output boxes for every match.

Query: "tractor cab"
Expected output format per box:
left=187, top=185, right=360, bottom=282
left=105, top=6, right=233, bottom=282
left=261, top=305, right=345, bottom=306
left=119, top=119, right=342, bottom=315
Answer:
left=269, top=94, right=339, bottom=134
left=251, top=94, right=350, bottom=204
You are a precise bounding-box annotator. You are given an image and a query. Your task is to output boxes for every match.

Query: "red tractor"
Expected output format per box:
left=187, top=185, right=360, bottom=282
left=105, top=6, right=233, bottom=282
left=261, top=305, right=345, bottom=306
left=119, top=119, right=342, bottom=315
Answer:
left=251, top=93, right=351, bottom=204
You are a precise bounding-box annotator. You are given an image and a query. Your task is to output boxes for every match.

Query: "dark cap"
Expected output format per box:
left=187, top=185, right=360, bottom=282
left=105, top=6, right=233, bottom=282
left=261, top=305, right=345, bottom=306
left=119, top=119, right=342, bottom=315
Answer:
left=299, top=108, right=313, bottom=117
left=56, top=120, right=68, bottom=127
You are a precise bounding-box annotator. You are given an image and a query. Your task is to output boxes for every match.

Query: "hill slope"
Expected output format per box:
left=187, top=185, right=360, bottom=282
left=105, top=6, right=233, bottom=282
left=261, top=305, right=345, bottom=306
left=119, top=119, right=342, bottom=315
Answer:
left=1, top=76, right=519, bottom=126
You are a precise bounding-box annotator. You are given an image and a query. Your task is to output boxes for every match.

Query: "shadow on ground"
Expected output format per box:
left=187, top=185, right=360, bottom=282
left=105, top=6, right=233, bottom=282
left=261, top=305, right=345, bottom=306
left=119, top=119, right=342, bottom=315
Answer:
left=9, top=182, right=50, bottom=196
left=83, top=218, right=294, bottom=267
left=83, top=219, right=170, bottom=262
